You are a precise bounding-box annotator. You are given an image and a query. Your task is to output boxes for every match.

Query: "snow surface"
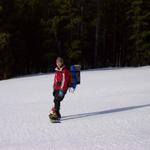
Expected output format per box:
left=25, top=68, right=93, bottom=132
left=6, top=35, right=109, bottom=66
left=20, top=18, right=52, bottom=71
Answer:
left=0, top=66, right=150, bottom=150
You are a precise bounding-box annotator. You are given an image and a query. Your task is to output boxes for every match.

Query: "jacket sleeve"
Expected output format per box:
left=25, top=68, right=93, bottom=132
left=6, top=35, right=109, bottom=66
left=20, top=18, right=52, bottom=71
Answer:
left=60, top=69, right=69, bottom=91
left=53, top=73, right=57, bottom=89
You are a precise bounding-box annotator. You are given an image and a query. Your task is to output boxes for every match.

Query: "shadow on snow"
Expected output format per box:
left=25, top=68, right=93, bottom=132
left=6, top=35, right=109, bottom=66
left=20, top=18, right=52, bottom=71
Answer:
left=61, top=103, right=150, bottom=121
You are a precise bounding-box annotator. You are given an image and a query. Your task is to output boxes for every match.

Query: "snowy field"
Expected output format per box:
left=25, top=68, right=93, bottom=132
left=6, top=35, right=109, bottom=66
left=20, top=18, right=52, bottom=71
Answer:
left=0, top=66, right=150, bottom=150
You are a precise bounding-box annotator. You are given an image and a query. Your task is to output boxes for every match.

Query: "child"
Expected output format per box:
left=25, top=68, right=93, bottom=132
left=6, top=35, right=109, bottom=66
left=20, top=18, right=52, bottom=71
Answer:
left=50, top=57, right=70, bottom=119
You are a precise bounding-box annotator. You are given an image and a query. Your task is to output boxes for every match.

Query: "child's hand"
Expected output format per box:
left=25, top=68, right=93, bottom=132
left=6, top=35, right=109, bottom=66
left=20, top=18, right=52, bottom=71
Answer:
left=58, top=90, right=64, bottom=97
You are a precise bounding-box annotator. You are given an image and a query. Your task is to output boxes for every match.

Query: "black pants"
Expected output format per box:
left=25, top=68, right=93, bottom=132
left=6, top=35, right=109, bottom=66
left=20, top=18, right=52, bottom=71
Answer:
left=53, top=90, right=66, bottom=113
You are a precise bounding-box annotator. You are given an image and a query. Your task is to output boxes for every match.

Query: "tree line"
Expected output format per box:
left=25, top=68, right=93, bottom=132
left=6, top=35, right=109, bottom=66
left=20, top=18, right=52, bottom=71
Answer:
left=0, top=0, right=150, bottom=79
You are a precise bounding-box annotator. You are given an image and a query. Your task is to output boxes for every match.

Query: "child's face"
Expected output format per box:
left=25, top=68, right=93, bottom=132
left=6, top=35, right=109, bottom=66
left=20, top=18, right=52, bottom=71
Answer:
left=56, top=61, right=63, bottom=68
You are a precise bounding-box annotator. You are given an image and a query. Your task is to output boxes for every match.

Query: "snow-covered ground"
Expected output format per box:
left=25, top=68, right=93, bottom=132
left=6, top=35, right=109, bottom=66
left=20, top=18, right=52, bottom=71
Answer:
left=0, top=66, right=150, bottom=150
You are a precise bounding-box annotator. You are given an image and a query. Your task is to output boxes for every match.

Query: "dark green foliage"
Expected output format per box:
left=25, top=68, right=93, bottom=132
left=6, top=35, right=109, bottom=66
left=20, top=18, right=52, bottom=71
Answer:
left=0, top=0, right=150, bottom=79
left=0, top=32, right=14, bottom=79
left=127, top=0, right=150, bottom=66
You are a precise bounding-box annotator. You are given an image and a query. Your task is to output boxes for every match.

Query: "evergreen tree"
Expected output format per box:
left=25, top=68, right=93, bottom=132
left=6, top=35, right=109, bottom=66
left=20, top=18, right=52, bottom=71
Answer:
left=0, top=0, right=150, bottom=80
left=127, top=0, right=150, bottom=65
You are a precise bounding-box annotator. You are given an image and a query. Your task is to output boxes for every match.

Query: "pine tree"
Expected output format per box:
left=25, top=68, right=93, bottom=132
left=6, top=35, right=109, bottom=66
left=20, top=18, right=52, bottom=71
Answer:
left=127, top=0, right=150, bottom=65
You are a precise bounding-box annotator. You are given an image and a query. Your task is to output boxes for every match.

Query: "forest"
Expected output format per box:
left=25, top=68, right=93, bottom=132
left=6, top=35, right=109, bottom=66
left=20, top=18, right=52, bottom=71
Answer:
left=0, top=0, right=150, bottom=79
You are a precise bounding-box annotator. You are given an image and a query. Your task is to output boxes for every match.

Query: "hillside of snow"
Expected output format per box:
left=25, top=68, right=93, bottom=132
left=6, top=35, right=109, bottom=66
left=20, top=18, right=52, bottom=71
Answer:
left=0, top=66, right=150, bottom=150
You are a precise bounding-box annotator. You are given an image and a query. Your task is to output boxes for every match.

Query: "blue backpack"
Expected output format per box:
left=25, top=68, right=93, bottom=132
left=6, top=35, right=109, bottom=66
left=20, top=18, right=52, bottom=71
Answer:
left=69, top=65, right=81, bottom=90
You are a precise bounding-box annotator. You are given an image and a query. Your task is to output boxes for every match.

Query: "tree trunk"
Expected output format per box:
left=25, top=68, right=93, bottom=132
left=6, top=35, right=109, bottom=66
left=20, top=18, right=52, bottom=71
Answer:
left=94, top=0, right=100, bottom=67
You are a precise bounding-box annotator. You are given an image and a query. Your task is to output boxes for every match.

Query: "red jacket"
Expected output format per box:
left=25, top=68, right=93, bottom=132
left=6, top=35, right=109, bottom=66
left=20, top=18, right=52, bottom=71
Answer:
left=53, top=66, right=70, bottom=91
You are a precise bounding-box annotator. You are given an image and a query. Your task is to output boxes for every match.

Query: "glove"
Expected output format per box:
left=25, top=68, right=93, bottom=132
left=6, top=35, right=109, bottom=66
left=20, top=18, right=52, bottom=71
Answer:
left=69, top=87, right=75, bottom=93
left=58, top=90, right=64, bottom=97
